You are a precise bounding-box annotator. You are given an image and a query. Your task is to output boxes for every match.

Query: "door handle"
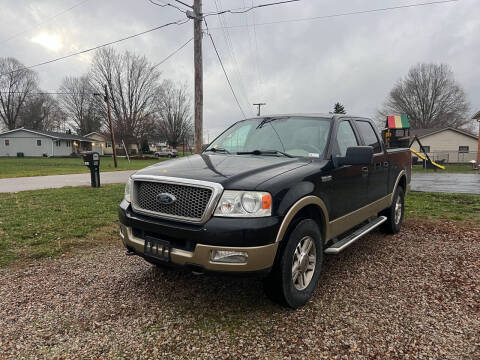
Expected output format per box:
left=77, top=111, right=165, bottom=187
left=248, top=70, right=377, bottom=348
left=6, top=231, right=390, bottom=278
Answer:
left=361, top=167, right=369, bottom=175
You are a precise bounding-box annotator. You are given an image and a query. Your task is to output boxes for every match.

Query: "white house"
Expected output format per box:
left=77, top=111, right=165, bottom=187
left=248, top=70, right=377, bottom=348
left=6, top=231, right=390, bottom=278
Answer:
left=411, top=127, right=479, bottom=163
left=85, top=132, right=107, bottom=155
left=0, top=128, right=93, bottom=157
left=85, top=132, right=140, bottom=155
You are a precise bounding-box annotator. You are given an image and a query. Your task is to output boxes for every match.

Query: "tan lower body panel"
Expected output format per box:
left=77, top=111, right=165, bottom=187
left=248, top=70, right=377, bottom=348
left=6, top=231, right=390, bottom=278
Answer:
left=120, top=225, right=278, bottom=272
left=327, top=194, right=392, bottom=240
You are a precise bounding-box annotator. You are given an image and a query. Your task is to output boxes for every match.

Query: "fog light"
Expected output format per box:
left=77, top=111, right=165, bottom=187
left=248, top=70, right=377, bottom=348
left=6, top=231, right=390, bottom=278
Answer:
left=211, top=250, right=248, bottom=264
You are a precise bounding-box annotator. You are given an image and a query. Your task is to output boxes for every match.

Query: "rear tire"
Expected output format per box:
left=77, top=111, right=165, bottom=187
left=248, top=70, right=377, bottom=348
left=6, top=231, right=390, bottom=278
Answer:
left=263, top=219, right=323, bottom=308
left=382, top=186, right=405, bottom=234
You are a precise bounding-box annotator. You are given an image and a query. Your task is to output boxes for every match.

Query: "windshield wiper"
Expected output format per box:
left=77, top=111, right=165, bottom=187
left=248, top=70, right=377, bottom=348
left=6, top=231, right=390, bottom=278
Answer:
left=204, top=147, right=231, bottom=154
left=256, top=116, right=288, bottom=129
left=236, top=149, right=294, bottom=158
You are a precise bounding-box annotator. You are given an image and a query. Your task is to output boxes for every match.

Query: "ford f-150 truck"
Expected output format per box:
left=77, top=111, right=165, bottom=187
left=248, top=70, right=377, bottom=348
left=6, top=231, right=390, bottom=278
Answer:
left=119, top=114, right=411, bottom=308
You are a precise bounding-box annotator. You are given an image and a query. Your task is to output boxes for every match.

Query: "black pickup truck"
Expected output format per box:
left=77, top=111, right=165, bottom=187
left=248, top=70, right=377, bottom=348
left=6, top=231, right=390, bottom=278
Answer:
left=119, top=114, right=411, bottom=308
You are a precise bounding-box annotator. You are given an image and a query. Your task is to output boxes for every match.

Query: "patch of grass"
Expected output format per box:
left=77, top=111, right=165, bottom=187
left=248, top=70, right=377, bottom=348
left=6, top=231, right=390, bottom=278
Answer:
left=0, top=157, right=165, bottom=178
left=405, top=192, right=480, bottom=224
left=1, top=185, right=478, bottom=267
left=0, top=184, right=124, bottom=266
left=412, top=163, right=475, bottom=174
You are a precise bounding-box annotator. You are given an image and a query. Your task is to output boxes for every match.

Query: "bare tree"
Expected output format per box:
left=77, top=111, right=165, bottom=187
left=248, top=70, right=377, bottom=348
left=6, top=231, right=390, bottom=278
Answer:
left=19, top=93, right=62, bottom=131
left=0, top=57, right=38, bottom=130
left=379, top=63, right=471, bottom=129
left=154, top=80, right=193, bottom=148
left=89, top=48, right=161, bottom=146
left=57, top=76, right=101, bottom=135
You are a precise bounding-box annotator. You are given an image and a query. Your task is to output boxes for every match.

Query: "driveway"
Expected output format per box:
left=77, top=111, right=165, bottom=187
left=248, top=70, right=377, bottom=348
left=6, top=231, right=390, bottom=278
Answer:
left=0, top=170, right=135, bottom=193
left=411, top=173, right=480, bottom=194
left=1, top=220, right=478, bottom=359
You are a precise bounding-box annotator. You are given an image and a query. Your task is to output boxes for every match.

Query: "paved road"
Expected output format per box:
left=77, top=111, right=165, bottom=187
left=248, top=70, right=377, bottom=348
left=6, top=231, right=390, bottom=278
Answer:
left=411, top=173, right=480, bottom=194
left=1, top=170, right=479, bottom=194
left=0, top=170, right=135, bottom=193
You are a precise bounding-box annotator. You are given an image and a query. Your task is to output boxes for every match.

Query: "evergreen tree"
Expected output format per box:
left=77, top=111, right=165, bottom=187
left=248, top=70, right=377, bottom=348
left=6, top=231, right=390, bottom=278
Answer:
left=333, top=102, right=346, bottom=114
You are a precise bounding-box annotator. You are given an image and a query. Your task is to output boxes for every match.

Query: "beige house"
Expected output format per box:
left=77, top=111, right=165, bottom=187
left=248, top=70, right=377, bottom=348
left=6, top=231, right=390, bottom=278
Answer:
left=411, top=128, right=478, bottom=163
left=85, top=132, right=139, bottom=156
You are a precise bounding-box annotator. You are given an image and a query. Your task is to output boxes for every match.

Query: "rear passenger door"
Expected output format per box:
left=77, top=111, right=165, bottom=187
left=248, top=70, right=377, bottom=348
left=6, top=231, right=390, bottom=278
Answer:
left=329, top=119, right=368, bottom=220
left=354, top=120, right=389, bottom=203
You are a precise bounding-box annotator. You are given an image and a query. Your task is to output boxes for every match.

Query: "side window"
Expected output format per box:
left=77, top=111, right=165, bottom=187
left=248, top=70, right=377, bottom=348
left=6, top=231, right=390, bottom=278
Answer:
left=355, top=121, right=382, bottom=153
left=36, top=139, right=42, bottom=146
left=5, top=139, right=9, bottom=146
left=335, top=121, right=358, bottom=157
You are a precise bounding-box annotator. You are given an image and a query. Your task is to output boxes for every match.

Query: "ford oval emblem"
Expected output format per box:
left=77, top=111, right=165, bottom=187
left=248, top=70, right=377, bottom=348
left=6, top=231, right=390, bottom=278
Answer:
left=156, top=193, right=176, bottom=205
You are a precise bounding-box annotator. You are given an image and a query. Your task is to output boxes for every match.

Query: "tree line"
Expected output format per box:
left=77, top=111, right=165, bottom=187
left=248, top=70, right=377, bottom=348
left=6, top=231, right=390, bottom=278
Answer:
left=1, top=56, right=473, bottom=149
left=0, top=49, right=193, bottom=149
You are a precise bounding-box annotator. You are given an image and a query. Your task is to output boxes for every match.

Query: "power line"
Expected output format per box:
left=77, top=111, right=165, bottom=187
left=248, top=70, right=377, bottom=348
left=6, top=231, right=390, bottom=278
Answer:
left=213, top=0, right=253, bottom=116
left=205, top=0, right=459, bottom=29
left=0, top=91, right=81, bottom=96
left=204, top=20, right=247, bottom=119
left=0, top=19, right=190, bottom=77
left=0, top=0, right=91, bottom=45
left=0, top=37, right=195, bottom=94
left=147, top=0, right=188, bottom=14
left=154, top=37, right=193, bottom=67
left=204, top=0, right=301, bottom=17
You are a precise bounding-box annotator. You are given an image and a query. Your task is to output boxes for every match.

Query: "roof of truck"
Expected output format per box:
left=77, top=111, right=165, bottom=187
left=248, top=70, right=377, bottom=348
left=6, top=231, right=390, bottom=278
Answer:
left=251, top=113, right=368, bottom=120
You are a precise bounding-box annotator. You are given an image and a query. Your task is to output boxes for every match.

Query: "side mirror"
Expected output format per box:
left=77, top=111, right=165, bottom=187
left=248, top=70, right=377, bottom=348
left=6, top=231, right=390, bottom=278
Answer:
left=337, top=146, right=373, bottom=166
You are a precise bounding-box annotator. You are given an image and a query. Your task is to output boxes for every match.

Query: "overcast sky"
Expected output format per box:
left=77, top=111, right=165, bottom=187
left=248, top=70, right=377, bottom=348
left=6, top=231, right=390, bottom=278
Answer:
left=1, top=0, right=479, bottom=140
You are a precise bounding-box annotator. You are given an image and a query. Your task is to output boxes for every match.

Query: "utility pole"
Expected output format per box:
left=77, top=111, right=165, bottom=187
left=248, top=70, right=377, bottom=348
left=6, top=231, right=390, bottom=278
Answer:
left=253, top=103, right=266, bottom=116
left=104, top=85, right=118, bottom=168
left=193, top=0, right=203, bottom=154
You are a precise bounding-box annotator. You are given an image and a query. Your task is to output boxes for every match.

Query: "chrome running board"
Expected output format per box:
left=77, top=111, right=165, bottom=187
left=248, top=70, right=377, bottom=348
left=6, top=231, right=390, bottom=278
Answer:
left=324, top=216, right=387, bottom=254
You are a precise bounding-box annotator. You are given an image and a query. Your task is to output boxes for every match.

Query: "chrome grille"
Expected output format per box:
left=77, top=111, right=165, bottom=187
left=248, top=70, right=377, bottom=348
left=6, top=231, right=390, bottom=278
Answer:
left=133, top=180, right=213, bottom=221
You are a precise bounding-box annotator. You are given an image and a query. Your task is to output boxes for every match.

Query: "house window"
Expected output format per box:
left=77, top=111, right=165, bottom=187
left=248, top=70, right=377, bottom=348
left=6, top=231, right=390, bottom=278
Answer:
left=422, top=146, right=430, bottom=153
left=4, top=139, right=9, bottom=146
left=66, top=141, right=71, bottom=147
left=106, top=142, right=112, bottom=148
left=459, top=146, right=469, bottom=153
left=37, top=139, right=42, bottom=146
left=55, top=140, right=61, bottom=147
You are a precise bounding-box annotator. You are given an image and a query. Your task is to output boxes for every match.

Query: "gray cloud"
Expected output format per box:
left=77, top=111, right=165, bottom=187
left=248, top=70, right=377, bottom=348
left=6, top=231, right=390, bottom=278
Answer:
left=1, top=0, right=479, bottom=139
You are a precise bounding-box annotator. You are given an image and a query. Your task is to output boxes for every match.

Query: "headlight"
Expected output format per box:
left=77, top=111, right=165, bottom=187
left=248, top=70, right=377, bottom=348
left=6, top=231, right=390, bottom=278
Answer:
left=214, top=190, right=272, bottom=217
left=124, top=177, right=133, bottom=203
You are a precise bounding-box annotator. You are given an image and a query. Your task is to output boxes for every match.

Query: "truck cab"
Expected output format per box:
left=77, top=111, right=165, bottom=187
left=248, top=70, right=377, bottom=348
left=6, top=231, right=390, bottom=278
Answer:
left=118, top=114, right=411, bottom=308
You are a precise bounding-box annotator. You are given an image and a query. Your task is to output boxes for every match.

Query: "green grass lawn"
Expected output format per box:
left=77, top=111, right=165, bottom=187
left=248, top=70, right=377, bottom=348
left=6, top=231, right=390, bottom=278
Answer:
left=405, top=192, right=480, bottom=223
left=0, top=184, right=124, bottom=266
left=0, top=157, right=165, bottom=178
left=1, top=186, right=479, bottom=267
left=412, top=163, right=476, bottom=174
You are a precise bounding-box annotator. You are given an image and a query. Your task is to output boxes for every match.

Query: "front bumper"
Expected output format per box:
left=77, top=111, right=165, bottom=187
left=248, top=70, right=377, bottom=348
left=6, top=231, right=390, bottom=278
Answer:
left=118, top=201, right=280, bottom=273
left=120, top=224, right=278, bottom=272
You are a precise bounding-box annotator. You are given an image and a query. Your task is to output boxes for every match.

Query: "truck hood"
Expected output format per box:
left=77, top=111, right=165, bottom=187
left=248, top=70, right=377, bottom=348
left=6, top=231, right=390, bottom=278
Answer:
left=133, top=154, right=311, bottom=189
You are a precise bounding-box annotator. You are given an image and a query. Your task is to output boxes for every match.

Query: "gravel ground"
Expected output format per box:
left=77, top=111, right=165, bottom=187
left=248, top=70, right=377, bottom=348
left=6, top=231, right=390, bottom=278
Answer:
left=1, top=220, right=479, bottom=359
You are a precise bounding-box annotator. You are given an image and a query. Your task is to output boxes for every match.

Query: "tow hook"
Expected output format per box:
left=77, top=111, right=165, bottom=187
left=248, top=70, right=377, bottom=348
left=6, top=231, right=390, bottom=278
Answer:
left=125, top=249, right=136, bottom=256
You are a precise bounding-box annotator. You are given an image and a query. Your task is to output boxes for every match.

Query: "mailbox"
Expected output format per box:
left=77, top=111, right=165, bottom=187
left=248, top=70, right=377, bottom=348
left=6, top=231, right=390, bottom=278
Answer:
left=82, top=151, right=101, bottom=187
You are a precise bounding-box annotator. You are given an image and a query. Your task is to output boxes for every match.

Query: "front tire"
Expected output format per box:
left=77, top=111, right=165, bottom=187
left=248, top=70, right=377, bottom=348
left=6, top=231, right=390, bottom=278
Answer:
left=382, top=186, right=405, bottom=234
left=263, top=219, right=323, bottom=308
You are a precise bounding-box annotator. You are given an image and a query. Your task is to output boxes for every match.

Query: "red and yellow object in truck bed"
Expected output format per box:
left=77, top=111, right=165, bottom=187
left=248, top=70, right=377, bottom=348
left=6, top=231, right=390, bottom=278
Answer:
left=387, top=115, right=410, bottom=129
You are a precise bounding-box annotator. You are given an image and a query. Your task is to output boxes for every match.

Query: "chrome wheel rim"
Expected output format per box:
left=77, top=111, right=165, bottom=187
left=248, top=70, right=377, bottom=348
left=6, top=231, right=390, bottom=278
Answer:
left=292, top=236, right=316, bottom=291
left=394, top=196, right=403, bottom=224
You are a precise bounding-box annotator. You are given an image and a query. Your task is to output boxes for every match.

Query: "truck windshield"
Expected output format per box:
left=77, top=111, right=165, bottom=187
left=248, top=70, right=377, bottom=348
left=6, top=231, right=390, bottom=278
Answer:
left=205, top=116, right=331, bottom=158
